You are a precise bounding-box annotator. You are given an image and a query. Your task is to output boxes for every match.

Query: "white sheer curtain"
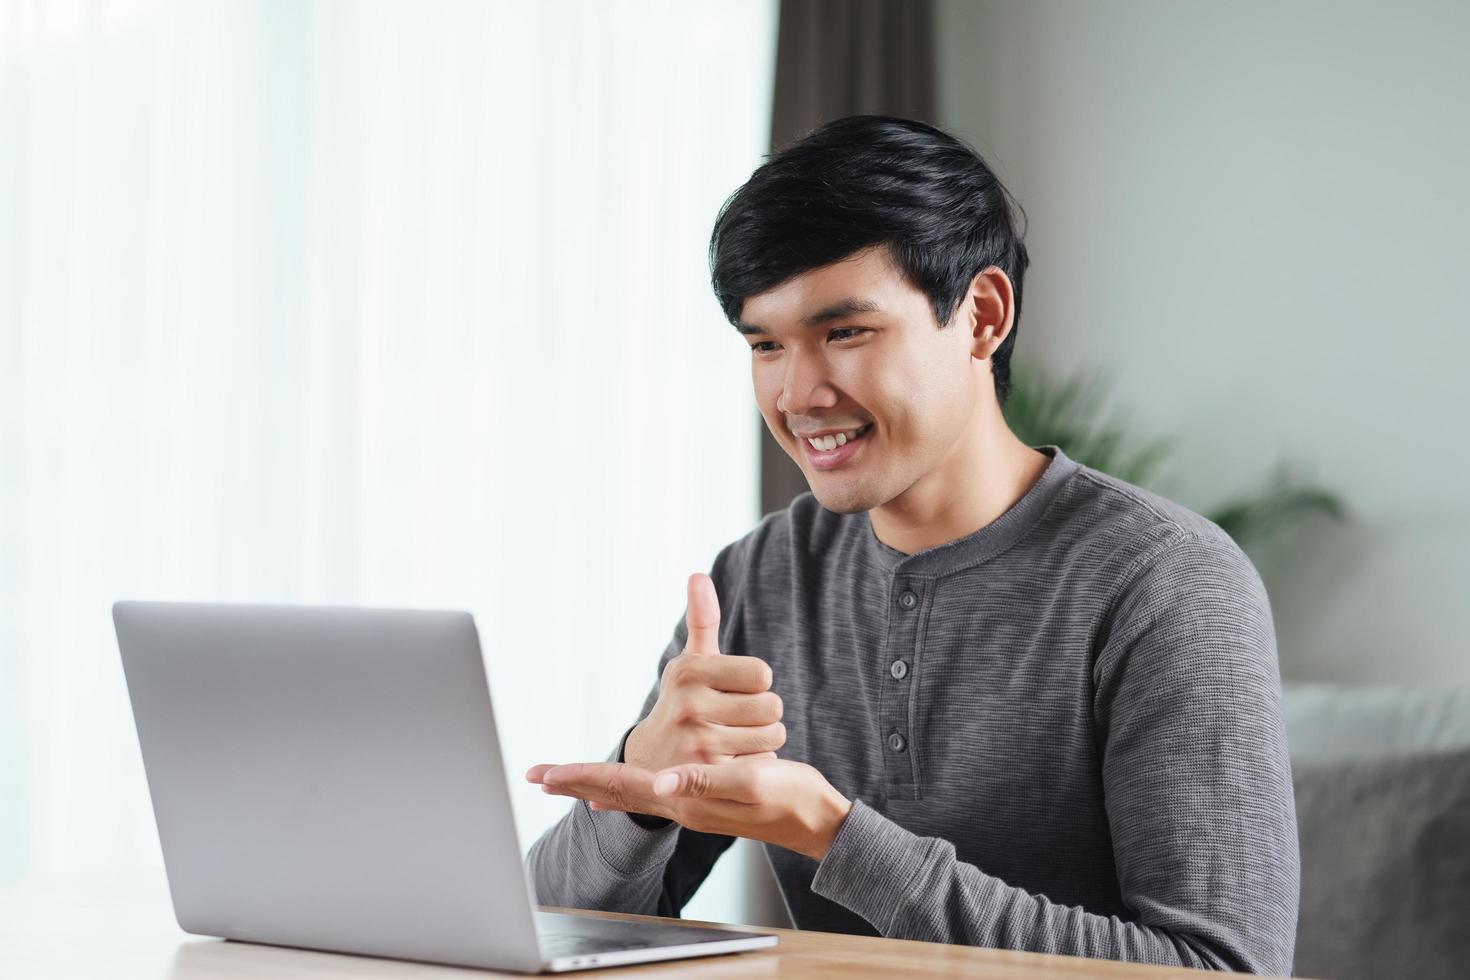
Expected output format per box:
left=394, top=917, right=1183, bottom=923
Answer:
left=0, top=0, right=774, bottom=892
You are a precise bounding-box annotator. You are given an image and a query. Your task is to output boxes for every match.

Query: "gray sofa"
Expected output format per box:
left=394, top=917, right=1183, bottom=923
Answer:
left=1284, top=683, right=1470, bottom=979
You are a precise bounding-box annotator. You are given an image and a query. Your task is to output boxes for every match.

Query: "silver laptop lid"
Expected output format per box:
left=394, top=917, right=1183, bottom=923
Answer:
left=113, top=600, right=544, bottom=972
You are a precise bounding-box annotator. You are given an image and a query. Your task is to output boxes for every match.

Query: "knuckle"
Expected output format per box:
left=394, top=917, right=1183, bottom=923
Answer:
left=672, top=698, right=699, bottom=726
left=690, top=735, right=716, bottom=763
left=665, top=656, right=696, bottom=687
left=602, top=776, right=626, bottom=807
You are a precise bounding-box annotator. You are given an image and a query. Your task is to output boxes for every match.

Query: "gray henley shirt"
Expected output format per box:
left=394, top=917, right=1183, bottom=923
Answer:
left=526, top=446, right=1300, bottom=974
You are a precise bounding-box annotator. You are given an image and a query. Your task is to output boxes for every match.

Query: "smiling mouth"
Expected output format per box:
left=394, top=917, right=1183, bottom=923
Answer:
left=798, top=423, right=872, bottom=452
left=795, top=422, right=873, bottom=470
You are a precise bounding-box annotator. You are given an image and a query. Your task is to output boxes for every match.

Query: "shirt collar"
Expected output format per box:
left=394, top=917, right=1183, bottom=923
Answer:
left=859, top=445, right=1079, bottom=576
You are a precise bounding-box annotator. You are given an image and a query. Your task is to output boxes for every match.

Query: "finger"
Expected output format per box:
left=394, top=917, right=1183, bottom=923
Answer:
left=682, top=654, right=773, bottom=694
left=540, top=761, right=660, bottom=812
left=653, top=763, right=759, bottom=803
left=551, top=783, right=669, bottom=822
left=714, top=721, right=785, bottom=757
left=734, top=750, right=778, bottom=761
left=539, top=761, right=626, bottom=788
left=695, top=689, right=783, bottom=727
left=525, top=764, right=558, bottom=784
left=684, top=573, right=721, bottom=656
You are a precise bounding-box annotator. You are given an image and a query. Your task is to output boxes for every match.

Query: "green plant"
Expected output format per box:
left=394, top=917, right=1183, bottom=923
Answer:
left=1003, top=365, right=1345, bottom=550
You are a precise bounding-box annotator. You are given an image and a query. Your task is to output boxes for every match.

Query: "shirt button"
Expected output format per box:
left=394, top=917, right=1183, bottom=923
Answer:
left=897, top=590, right=918, bottom=610
left=888, top=732, right=907, bottom=752
left=889, top=659, right=908, bottom=680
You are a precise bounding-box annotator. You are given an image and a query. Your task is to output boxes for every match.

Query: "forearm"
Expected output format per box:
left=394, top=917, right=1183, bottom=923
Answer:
left=525, top=796, right=680, bottom=913
left=811, top=801, right=1290, bottom=974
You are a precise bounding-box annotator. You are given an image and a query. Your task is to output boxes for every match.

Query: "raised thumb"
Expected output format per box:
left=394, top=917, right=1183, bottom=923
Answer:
left=683, top=572, right=721, bottom=655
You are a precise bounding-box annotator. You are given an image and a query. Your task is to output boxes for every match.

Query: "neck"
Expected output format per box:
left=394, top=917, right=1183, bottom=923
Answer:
left=868, top=397, right=1050, bottom=555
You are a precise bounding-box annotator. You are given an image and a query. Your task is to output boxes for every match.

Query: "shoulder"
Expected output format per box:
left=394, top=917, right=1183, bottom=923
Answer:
left=1057, top=466, right=1277, bottom=684
left=1050, top=460, right=1262, bottom=598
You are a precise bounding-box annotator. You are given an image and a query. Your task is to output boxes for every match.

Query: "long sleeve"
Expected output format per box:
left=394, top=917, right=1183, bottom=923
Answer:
left=809, top=531, right=1300, bottom=975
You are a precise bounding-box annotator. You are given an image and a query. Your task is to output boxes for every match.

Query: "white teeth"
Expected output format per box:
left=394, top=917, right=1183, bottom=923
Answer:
left=805, top=426, right=864, bottom=452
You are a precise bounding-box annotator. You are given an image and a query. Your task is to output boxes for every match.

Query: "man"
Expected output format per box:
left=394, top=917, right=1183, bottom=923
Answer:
left=525, top=115, right=1299, bottom=974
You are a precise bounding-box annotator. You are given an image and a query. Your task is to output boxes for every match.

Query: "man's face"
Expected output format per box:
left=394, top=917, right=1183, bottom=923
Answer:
left=736, top=246, right=983, bottom=514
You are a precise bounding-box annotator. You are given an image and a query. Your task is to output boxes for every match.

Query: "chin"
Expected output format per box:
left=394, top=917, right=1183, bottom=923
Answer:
left=807, top=478, right=883, bottom=515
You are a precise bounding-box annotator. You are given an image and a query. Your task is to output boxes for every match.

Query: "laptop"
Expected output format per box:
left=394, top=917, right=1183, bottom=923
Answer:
left=113, top=600, right=778, bottom=972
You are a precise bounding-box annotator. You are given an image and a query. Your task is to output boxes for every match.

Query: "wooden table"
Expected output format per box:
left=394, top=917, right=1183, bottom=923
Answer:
left=0, top=872, right=1254, bottom=978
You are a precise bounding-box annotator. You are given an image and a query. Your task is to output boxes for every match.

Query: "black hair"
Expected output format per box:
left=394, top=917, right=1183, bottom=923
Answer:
left=708, top=115, right=1030, bottom=405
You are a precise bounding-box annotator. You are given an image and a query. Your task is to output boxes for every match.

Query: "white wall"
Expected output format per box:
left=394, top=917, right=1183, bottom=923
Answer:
left=936, top=0, right=1470, bottom=686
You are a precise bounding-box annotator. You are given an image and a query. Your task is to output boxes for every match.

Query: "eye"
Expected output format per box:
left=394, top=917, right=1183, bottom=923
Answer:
left=829, top=327, right=868, bottom=342
left=749, top=340, right=781, bottom=355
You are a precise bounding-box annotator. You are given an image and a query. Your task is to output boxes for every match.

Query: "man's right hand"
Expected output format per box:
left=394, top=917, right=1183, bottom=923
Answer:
left=622, top=573, right=785, bottom=773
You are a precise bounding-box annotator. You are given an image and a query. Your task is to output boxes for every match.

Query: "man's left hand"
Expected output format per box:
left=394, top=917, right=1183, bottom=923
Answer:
left=526, top=757, right=853, bottom=861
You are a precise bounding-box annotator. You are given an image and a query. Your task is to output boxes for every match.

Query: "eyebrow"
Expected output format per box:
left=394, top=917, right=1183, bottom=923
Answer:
left=735, top=297, right=885, bottom=335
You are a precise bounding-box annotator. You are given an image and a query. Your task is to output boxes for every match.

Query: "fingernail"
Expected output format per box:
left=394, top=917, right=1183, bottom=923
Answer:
left=653, top=772, right=679, bottom=796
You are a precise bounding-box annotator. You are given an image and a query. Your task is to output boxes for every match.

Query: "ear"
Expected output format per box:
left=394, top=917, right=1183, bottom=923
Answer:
left=957, top=266, right=1015, bottom=361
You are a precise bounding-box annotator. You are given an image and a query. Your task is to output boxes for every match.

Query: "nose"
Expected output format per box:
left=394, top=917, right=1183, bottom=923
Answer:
left=775, top=349, right=839, bottom=418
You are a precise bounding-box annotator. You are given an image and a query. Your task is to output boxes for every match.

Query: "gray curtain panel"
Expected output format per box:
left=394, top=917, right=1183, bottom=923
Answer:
left=759, top=0, right=937, bottom=516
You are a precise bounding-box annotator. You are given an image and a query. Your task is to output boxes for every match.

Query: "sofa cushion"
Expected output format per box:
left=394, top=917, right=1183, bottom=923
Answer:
left=1283, top=683, right=1470, bottom=762
left=1291, top=744, right=1470, bottom=980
